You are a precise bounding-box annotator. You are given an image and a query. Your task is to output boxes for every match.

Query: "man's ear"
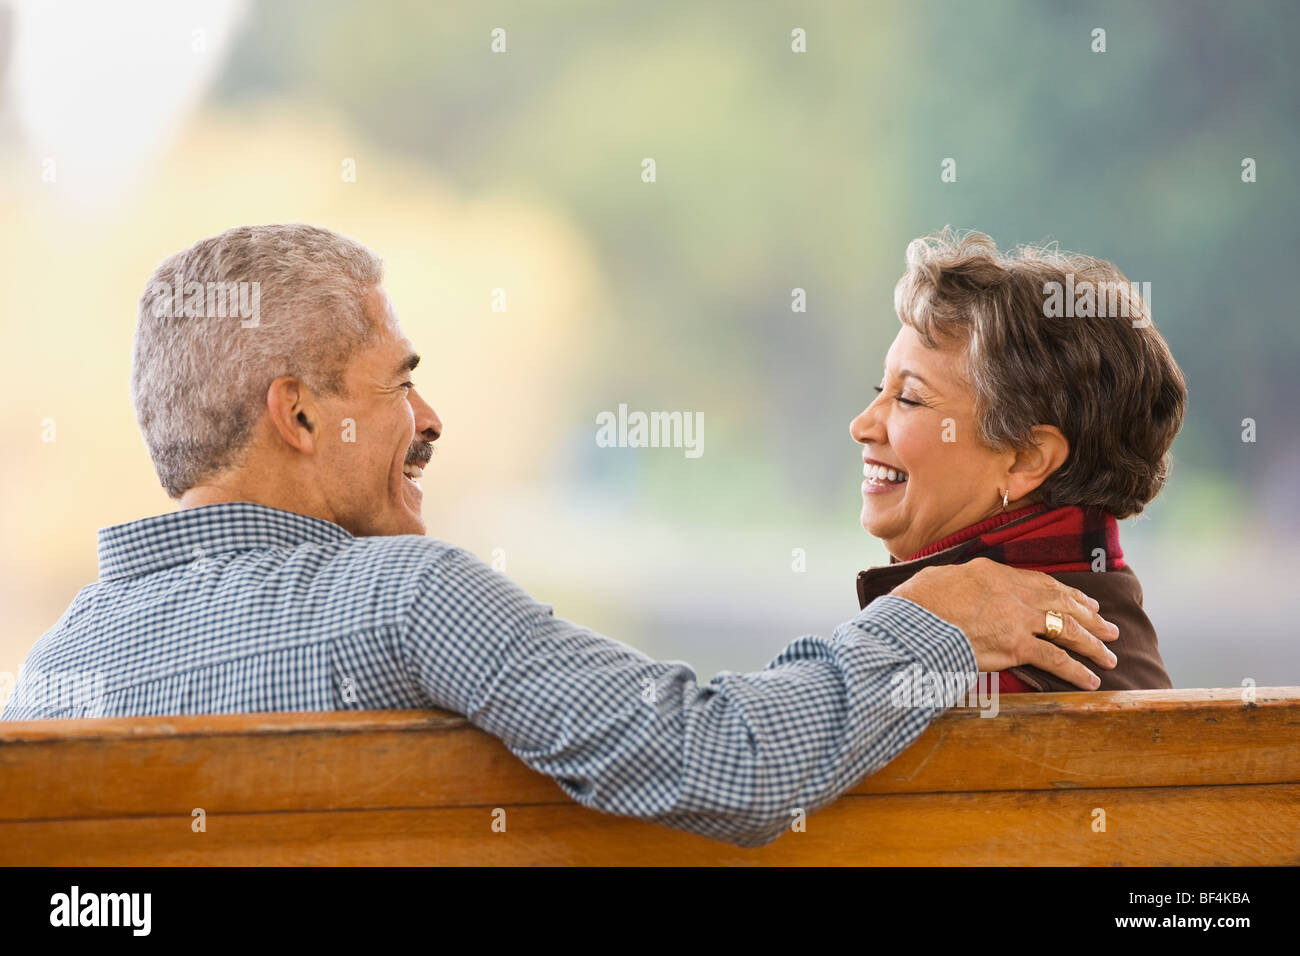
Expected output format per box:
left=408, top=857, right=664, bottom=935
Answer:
left=265, top=376, right=318, bottom=453
left=1006, top=424, right=1069, bottom=501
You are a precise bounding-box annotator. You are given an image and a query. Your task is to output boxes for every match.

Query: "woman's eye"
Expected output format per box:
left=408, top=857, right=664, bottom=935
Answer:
left=873, top=384, right=921, bottom=407
left=399, top=381, right=414, bottom=390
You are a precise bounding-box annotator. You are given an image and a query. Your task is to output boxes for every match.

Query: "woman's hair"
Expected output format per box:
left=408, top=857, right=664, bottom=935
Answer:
left=894, top=227, right=1187, bottom=518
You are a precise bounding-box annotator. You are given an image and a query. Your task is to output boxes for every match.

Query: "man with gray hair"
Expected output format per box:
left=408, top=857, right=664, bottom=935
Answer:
left=1, top=224, right=1118, bottom=848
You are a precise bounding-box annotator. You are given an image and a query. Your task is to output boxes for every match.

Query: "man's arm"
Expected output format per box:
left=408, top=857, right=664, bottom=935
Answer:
left=401, top=547, right=980, bottom=848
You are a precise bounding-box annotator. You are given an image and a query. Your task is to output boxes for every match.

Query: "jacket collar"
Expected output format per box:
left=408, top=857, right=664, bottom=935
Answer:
left=857, top=504, right=1080, bottom=610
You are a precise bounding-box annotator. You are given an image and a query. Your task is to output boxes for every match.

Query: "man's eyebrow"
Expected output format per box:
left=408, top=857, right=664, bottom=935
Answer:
left=397, top=353, right=420, bottom=375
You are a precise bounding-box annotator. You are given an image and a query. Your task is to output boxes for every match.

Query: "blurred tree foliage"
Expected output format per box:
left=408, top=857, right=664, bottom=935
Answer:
left=218, top=0, right=1300, bottom=528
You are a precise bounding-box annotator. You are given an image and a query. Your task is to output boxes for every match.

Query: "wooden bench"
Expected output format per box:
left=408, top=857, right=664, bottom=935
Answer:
left=1, top=687, right=1297, bottom=865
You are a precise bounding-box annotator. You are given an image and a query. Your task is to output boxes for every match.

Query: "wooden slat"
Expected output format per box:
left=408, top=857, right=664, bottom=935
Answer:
left=2, top=783, right=1295, bottom=866
left=1, top=688, right=1296, bottom=822
left=0, top=711, right=564, bottom=821
left=859, top=685, right=1300, bottom=794
left=1, top=688, right=1297, bottom=865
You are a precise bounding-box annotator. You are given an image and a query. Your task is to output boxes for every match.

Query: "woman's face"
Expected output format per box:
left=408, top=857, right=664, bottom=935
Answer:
left=850, top=325, right=1016, bottom=560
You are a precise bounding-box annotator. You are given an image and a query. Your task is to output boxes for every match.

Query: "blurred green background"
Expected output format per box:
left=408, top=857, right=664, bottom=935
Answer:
left=1, top=0, right=1297, bottom=689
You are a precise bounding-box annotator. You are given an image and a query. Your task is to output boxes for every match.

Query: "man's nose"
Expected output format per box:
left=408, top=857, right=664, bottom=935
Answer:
left=410, top=389, right=442, bottom=441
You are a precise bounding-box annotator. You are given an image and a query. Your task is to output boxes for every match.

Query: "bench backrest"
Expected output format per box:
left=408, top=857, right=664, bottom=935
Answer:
left=2, top=687, right=1297, bottom=865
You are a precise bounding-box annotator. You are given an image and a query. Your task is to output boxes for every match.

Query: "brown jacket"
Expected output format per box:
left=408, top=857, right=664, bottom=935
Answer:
left=856, top=547, right=1172, bottom=692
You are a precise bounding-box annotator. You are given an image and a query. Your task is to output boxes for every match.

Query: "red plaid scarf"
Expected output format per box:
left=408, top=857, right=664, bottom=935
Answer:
left=905, top=503, right=1125, bottom=572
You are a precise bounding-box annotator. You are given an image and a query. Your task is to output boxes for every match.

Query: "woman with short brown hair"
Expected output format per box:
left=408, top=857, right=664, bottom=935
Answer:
left=852, top=228, right=1187, bottom=691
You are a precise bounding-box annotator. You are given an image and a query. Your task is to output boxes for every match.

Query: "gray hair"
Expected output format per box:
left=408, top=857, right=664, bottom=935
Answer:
left=131, top=224, right=384, bottom=498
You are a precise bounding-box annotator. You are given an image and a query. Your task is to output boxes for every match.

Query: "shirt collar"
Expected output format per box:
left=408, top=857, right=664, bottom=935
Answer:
left=97, top=502, right=353, bottom=581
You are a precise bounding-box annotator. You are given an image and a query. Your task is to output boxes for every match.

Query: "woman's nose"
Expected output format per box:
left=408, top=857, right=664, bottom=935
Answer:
left=850, top=402, right=883, bottom=445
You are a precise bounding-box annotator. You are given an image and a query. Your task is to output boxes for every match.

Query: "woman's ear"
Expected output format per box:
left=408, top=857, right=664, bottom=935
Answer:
left=1006, top=425, right=1069, bottom=501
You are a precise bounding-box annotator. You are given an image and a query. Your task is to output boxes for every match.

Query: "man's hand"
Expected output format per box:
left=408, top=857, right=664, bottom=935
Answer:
left=890, top=557, right=1119, bottom=690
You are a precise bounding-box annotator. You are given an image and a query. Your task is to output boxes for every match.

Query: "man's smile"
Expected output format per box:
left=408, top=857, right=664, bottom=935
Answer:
left=401, top=440, right=434, bottom=492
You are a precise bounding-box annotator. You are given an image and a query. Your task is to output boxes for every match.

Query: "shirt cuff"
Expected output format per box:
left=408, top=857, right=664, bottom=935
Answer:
left=845, top=594, right=978, bottom=678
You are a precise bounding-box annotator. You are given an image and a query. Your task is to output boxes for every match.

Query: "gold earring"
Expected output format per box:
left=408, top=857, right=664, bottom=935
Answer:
left=1001, top=489, right=1009, bottom=511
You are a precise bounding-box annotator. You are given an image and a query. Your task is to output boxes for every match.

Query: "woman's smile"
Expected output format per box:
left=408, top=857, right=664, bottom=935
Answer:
left=862, top=456, right=909, bottom=495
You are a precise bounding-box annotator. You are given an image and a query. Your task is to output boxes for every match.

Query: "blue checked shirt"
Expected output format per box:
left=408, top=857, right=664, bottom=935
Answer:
left=2, top=502, right=976, bottom=847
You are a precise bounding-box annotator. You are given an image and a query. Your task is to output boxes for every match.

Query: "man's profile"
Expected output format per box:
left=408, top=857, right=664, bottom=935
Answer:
left=0, top=224, right=1118, bottom=847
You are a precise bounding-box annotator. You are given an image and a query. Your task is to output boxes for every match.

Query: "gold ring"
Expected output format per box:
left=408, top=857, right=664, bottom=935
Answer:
left=1045, top=610, right=1064, bottom=640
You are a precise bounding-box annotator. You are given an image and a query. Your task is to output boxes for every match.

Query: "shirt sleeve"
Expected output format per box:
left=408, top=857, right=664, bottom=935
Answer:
left=400, top=546, right=978, bottom=848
